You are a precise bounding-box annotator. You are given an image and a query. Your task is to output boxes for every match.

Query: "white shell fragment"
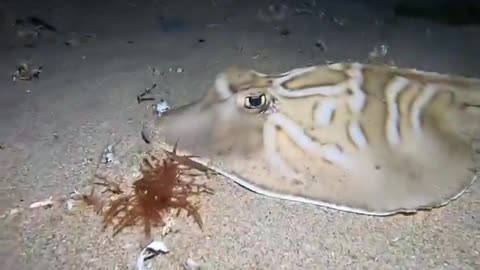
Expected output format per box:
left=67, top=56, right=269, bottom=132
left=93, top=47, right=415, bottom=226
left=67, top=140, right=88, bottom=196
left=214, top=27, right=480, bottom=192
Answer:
left=136, top=240, right=170, bottom=270
left=29, top=196, right=55, bottom=209
left=102, top=141, right=120, bottom=164
left=155, top=99, right=171, bottom=117
left=103, top=145, right=115, bottom=163
left=168, top=67, right=184, bottom=73
left=64, top=199, right=76, bottom=211
left=104, top=152, right=114, bottom=163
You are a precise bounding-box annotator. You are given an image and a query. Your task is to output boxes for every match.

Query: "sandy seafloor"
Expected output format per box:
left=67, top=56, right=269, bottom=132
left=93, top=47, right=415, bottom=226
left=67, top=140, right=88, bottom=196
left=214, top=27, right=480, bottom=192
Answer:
left=0, top=0, right=479, bottom=269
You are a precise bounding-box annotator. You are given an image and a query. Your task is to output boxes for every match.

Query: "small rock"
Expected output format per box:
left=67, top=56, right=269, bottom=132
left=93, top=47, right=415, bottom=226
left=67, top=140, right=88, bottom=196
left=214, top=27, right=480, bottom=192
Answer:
left=12, top=63, right=42, bottom=82
left=314, top=39, right=327, bottom=51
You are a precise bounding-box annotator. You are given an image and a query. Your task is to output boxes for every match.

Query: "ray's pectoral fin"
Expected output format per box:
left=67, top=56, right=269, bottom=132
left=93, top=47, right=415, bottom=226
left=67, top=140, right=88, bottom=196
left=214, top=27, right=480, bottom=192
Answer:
left=218, top=111, right=479, bottom=215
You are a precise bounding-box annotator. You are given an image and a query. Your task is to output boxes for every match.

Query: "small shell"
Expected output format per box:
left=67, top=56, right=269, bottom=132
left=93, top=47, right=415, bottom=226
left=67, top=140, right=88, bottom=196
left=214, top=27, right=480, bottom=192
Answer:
left=155, top=99, right=171, bottom=117
left=136, top=240, right=170, bottom=270
left=102, top=144, right=117, bottom=164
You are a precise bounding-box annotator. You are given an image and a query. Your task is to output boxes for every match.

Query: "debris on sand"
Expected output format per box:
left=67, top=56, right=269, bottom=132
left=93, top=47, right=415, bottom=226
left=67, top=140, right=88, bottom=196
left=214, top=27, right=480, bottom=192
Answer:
left=101, top=141, right=121, bottom=164
left=68, top=187, right=105, bottom=214
left=13, top=141, right=213, bottom=265
left=136, top=240, right=170, bottom=270
left=137, top=83, right=158, bottom=104
left=168, top=67, right=184, bottom=73
left=11, top=63, right=42, bottom=81
left=100, top=144, right=214, bottom=241
left=102, top=145, right=115, bottom=164
left=1, top=208, right=23, bottom=219
left=154, top=99, right=171, bottom=117
left=2, top=190, right=97, bottom=218
left=29, top=196, right=55, bottom=209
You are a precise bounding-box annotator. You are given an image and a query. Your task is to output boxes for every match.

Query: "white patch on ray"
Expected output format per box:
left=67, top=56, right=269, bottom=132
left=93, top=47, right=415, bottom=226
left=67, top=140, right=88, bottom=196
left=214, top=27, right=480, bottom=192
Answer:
left=348, top=120, right=368, bottom=149
left=270, top=66, right=348, bottom=98
left=313, top=100, right=337, bottom=126
left=252, top=69, right=291, bottom=78
left=385, top=76, right=410, bottom=145
left=263, top=119, right=301, bottom=180
left=251, top=70, right=269, bottom=77
left=411, top=84, right=437, bottom=135
left=322, top=145, right=345, bottom=165
left=266, top=113, right=348, bottom=167
left=328, top=63, right=346, bottom=70
left=214, top=73, right=233, bottom=100
left=345, top=64, right=368, bottom=113
left=278, top=66, right=317, bottom=80
left=274, top=84, right=347, bottom=98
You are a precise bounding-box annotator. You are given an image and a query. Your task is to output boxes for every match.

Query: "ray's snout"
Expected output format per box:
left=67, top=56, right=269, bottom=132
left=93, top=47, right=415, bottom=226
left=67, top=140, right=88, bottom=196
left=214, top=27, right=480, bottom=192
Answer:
left=141, top=101, right=218, bottom=153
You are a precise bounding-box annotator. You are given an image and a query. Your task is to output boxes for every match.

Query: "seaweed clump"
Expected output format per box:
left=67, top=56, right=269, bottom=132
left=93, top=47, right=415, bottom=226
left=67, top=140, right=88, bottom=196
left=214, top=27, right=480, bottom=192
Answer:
left=101, top=147, right=214, bottom=240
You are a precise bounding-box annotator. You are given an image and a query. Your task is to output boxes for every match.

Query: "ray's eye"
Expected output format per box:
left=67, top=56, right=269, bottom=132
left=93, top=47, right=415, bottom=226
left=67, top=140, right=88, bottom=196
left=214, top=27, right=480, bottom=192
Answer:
left=244, top=94, right=267, bottom=109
